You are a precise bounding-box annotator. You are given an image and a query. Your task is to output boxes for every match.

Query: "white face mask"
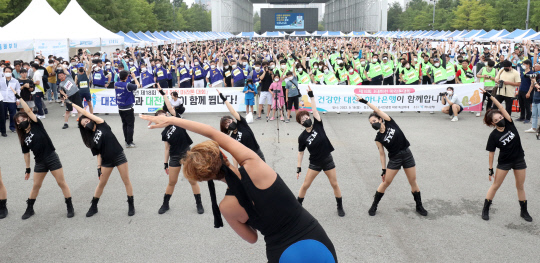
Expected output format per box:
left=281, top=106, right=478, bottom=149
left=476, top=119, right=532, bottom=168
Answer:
left=287, top=77, right=293, bottom=81
left=274, top=78, right=279, bottom=82
left=95, top=67, right=101, bottom=71
left=179, top=62, right=185, bottom=67
left=129, top=62, right=134, bottom=65
left=232, top=64, right=237, bottom=69
left=211, top=65, right=216, bottom=69
left=270, top=65, right=275, bottom=69
left=360, top=61, right=366, bottom=66
left=413, top=58, right=418, bottom=62
left=234, top=54, right=238, bottom=58
left=141, top=68, right=147, bottom=72
left=349, top=69, right=354, bottom=73
left=255, top=67, right=260, bottom=71
left=297, top=68, right=303, bottom=73
left=204, top=60, right=208, bottom=63
left=447, top=91, right=453, bottom=96
left=313, top=66, right=318, bottom=69
left=372, top=58, right=378, bottom=63
left=434, top=63, right=440, bottom=67
left=281, top=65, right=286, bottom=69
left=324, top=69, right=329, bottom=74
left=106, top=65, right=111, bottom=69
left=4, top=72, right=12, bottom=78
left=224, top=65, right=229, bottom=69
left=195, top=62, right=199, bottom=66
left=156, top=64, right=161, bottom=68
left=242, top=62, right=247, bottom=66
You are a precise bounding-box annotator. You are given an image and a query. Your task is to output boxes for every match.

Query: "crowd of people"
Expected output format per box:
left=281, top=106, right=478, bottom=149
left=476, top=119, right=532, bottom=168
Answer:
left=0, top=36, right=539, bottom=262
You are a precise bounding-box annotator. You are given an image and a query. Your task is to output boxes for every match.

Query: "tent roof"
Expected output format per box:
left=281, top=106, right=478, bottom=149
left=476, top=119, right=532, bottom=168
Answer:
left=290, top=31, right=311, bottom=36
left=501, top=29, right=526, bottom=39
left=514, top=29, right=536, bottom=40
left=116, top=31, right=139, bottom=43
left=0, top=0, right=63, bottom=40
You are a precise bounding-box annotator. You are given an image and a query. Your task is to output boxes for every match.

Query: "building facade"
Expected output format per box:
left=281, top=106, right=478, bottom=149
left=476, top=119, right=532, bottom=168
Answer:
left=324, top=0, right=388, bottom=32
left=211, top=0, right=253, bottom=33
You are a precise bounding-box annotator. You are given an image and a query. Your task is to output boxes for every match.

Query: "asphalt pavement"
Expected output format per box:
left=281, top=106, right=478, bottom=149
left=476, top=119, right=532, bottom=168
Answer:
left=1, top=103, right=539, bottom=262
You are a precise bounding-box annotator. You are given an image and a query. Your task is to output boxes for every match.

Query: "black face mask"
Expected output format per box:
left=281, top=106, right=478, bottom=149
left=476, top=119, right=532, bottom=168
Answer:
left=504, top=68, right=510, bottom=72
left=18, top=120, right=30, bottom=130
left=228, top=122, right=237, bottom=131
left=372, top=122, right=381, bottom=131
left=495, top=119, right=505, bottom=128
left=85, top=121, right=95, bottom=131
left=302, top=119, right=312, bottom=128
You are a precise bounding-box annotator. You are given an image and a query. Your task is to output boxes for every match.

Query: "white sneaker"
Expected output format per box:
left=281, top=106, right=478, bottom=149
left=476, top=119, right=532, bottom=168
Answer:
left=61, top=102, right=64, bottom=107
left=451, top=116, right=458, bottom=122
left=476, top=112, right=481, bottom=117
left=430, top=111, right=434, bottom=114
left=525, top=128, right=537, bottom=133
left=48, top=100, right=53, bottom=104
left=56, top=99, right=61, bottom=103
left=37, top=115, right=46, bottom=119
left=71, top=113, right=76, bottom=117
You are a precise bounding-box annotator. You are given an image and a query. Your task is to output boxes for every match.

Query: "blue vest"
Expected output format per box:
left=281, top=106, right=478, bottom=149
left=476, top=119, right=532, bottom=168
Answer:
left=140, top=71, right=155, bottom=88
left=209, top=68, right=224, bottom=84
left=93, top=70, right=106, bottom=87
left=202, top=63, right=211, bottom=76
left=155, top=67, right=167, bottom=81
left=251, top=69, right=263, bottom=83
left=115, top=81, right=135, bottom=109
left=105, top=69, right=115, bottom=83
left=231, top=67, right=245, bottom=83
left=166, top=66, right=173, bottom=80
left=191, top=65, right=204, bottom=80
left=177, top=66, right=191, bottom=81
left=128, top=65, right=139, bottom=78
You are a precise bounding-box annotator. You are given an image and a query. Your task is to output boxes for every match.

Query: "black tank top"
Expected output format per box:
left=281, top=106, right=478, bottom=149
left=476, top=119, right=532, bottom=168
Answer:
left=226, top=167, right=319, bottom=249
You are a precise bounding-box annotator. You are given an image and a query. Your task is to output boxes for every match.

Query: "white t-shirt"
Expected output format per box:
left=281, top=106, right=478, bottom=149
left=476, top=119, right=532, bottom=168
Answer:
left=32, top=70, right=44, bottom=94
left=447, top=95, right=463, bottom=107
left=170, top=98, right=182, bottom=107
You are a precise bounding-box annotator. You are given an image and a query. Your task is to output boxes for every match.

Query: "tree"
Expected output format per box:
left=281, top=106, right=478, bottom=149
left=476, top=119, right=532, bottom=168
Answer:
left=253, top=12, right=261, bottom=32
left=387, top=2, right=403, bottom=31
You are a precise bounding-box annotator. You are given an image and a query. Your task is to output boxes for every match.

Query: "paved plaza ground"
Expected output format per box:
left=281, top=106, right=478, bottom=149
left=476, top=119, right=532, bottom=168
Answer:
left=1, top=105, right=540, bottom=262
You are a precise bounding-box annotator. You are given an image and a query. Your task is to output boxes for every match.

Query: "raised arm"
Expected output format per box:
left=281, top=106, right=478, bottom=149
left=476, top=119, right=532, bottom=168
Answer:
left=158, top=83, right=175, bottom=116
left=480, top=88, right=511, bottom=122
left=216, top=89, right=241, bottom=120
left=355, top=95, right=391, bottom=121
left=71, top=103, right=104, bottom=124
left=307, top=86, right=320, bottom=121
left=9, top=87, right=36, bottom=122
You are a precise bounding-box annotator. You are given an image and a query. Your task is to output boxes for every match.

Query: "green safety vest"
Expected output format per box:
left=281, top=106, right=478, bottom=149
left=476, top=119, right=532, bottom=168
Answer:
left=314, top=70, right=324, bottom=83
left=297, top=71, right=311, bottom=84
left=348, top=71, right=363, bottom=85
left=432, top=66, right=447, bottom=83
left=421, top=61, right=432, bottom=75
left=336, top=67, right=348, bottom=82
left=368, top=62, right=383, bottom=78
left=323, top=71, right=339, bottom=85
left=382, top=61, right=394, bottom=78
left=355, top=63, right=368, bottom=79
left=330, top=53, right=339, bottom=64
left=402, top=67, right=419, bottom=84
left=309, top=58, right=319, bottom=68
left=446, top=61, right=456, bottom=77
left=459, top=67, right=474, bottom=84
left=480, top=67, right=496, bottom=86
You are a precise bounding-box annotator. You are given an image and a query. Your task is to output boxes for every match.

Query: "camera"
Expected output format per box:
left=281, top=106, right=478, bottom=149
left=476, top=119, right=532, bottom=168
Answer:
left=497, top=80, right=505, bottom=89
left=439, top=92, right=448, bottom=97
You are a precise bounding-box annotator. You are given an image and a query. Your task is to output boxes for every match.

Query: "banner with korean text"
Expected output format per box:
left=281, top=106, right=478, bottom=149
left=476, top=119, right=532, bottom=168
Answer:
left=88, top=83, right=484, bottom=113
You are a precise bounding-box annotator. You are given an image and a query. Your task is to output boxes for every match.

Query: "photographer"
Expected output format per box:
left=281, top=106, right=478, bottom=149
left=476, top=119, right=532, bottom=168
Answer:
left=441, top=87, right=463, bottom=122
left=525, top=64, right=540, bottom=134
left=493, top=60, right=521, bottom=116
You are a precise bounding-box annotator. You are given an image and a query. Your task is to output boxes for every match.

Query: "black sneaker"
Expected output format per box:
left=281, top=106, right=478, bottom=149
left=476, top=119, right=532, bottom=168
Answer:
left=1, top=133, right=7, bottom=137
left=62, top=124, right=69, bottom=129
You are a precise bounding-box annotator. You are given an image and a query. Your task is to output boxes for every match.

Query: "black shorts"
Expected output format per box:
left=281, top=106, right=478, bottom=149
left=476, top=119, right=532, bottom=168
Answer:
left=34, top=152, right=62, bottom=173
left=66, top=92, right=83, bottom=112
left=287, top=96, right=299, bottom=110
left=497, top=158, right=527, bottom=171
left=168, top=147, right=191, bottom=168
left=387, top=148, right=416, bottom=170
left=448, top=105, right=464, bottom=115
left=79, top=91, right=91, bottom=102
left=308, top=154, right=336, bottom=172
left=101, top=151, right=128, bottom=168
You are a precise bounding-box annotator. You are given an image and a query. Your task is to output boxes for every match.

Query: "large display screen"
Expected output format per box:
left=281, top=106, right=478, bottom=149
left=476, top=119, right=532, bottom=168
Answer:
left=275, top=13, right=304, bottom=30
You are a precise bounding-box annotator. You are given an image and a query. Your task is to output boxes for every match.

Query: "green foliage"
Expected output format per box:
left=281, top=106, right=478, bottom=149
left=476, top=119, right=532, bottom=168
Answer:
left=253, top=11, right=261, bottom=32
left=0, top=0, right=211, bottom=32
left=318, top=21, right=324, bottom=31
left=386, top=0, right=540, bottom=32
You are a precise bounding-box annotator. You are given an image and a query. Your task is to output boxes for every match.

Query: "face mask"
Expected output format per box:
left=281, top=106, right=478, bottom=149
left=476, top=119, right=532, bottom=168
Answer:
left=179, top=62, right=185, bottom=67
left=79, top=69, right=84, bottom=73
left=324, top=69, right=329, bottom=74
left=413, top=58, right=417, bottom=62
left=313, top=66, right=318, bottom=69
left=228, top=122, right=237, bottom=131
left=270, top=65, right=275, bottom=69
left=204, top=60, right=208, bottom=63
left=281, top=65, right=286, bottom=69
left=18, top=120, right=29, bottom=130
left=361, top=61, right=366, bottom=66
left=106, top=65, right=111, bottom=69
left=255, top=67, right=260, bottom=71
left=141, top=68, right=147, bottom=73
left=129, top=62, right=134, bottom=65
left=156, top=64, right=162, bottom=68
left=71, top=62, right=76, bottom=66
left=406, top=66, right=411, bottom=69
left=447, top=91, right=453, bottom=96
left=85, top=120, right=95, bottom=131
left=349, top=69, right=354, bottom=73
left=224, top=65, right=229, bottom=69
left=302, top=119, right=312, bottom=128
left=372, top=122, right=381, bottom=131
left=232, top=64, right=237, bottom=69
left=4, top=73, right=12, bottom=78
left=274, top=78, right=279, bottom=82
left=297, top=68, right=303, bottom=73
left=504, top=68, right=510, bottom=72
left=211, top=65, right=216, bottom=69
left=195, top=62, right=199, bottom=66
left=434, top=63, right=440, bottom=67
left=94, top=67, right=101, bottom=71
left=339, top=63, right=344, bottom=68
left=242, top=62, right=247, bottom=66
left=234, top=54, right=238, bottom=58
left=495, top=119, right=505, bottom=128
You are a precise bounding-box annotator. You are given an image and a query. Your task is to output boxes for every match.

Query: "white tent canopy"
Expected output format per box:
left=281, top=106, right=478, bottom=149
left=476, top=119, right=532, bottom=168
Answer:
left=60, top=0, right=123, bottom=55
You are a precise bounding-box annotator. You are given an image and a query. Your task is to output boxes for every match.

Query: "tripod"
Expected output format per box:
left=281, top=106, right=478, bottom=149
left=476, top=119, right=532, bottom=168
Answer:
left=272, top=89, right=285, bottom=143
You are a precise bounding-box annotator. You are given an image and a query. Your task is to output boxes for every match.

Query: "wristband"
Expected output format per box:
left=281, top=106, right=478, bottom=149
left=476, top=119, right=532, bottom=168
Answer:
left=489, top=168, right=494, bottom=176
left=484, top=91, right=492, bottom=98
left=219, top=93, right=227, bottom=102
left=15, top=93, right=21, bottom=100
left=297, top=167, right=301, bottom=173
left=381, top=169, right=386, bottom=176
left=164, top=163, right=169, bottom=170
left=97, top=168, right=102, bottom=179
left=358, top=98, right=368, bottom=104
left=25, top=168, right=31, bottom=174
left=159, top=89, right=166, bottom=96
left=307, top=90, right=314, bottom=98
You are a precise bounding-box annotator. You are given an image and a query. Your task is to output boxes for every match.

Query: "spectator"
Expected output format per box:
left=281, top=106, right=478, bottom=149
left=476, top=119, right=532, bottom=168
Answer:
left=494, top=60, right=521, bottom=116
left=525, top=65, right=540, bottom=134
left=517, top=59, right=534, bottom=123
left=17, top=68, right=34, bottom=112
left=31, top=63, right=46, bottom=119
left=441, top=87, right=464, bottom=122
left=0, top=67, right=21, bottom=133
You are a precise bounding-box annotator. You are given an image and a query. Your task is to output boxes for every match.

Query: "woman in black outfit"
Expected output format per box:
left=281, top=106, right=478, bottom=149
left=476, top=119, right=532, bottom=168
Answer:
left=217, top=89, right=265, bottom=165
left=0, top=168, right=6, bottom=219
left=295, top=86, right=345, bottom=217
left=10, top=87, right=74, bottom=220
left=139, top=113, right=338, bottom=263
left=70, top=102, right=135, bottom=217
left=155, top=85, right=204, bottom=215
left=480, top=88, right=532, bottom=222
left=355, top=94, right=428, bottom=217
